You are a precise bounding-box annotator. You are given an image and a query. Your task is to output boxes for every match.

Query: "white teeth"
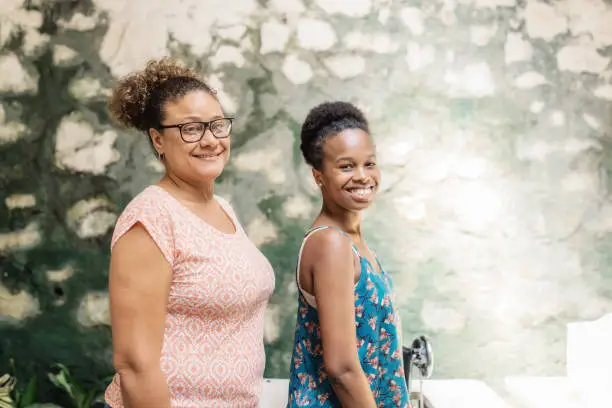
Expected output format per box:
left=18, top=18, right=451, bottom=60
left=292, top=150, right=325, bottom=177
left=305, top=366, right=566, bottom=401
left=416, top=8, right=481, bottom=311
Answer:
left=351, top=188, right=372, bottom=195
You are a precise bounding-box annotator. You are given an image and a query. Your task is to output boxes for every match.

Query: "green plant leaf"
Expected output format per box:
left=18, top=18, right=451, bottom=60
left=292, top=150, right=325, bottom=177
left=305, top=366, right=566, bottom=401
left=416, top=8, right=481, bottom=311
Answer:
left=48, top=363, right=101, bottom=408
left=0, top=396, right=12, bottom=408
left=0, top=374, right=16, bottom=392
left=0, top=395, right=13, bottom=408
left=20, top=377, right=37, bottom=407
left=84, top=389, right=97, bottom=408
left=48, top=364, right=75, bottom=400
left=0, top=373, right=16, bottom=408
left=0, top=400, right=13, bottom=408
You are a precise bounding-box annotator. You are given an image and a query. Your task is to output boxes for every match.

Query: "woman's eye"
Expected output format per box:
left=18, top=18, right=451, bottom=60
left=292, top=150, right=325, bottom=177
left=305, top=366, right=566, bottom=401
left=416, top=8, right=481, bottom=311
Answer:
left=183, top=124, right=202, bottom=134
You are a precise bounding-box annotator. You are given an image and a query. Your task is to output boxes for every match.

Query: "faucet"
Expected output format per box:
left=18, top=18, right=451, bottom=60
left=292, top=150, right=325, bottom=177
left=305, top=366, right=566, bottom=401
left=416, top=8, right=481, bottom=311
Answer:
left=403, top=335, right=434, bottom=408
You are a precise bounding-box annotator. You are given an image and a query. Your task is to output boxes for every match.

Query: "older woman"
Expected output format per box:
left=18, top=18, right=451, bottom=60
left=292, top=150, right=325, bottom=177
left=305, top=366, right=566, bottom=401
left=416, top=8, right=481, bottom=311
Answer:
left=103, top=58, right=275, bottom=408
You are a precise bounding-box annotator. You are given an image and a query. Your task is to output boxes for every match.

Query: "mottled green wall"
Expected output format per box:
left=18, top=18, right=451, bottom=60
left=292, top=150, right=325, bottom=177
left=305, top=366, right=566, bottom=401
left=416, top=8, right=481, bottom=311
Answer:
left=1, top=0, right=612, bottom=402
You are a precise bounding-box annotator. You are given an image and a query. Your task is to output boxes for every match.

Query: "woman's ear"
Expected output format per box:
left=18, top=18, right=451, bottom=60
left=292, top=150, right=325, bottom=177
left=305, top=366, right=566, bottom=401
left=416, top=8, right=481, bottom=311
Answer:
left=149, top=128, right=164, bottom=156
left=312, top=168, right=322, bottom=187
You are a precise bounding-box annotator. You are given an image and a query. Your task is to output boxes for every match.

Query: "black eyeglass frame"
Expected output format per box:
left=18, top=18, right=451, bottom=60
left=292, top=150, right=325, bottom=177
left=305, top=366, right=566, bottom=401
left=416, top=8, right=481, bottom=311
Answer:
left=157, top=117, right=234, bottom=142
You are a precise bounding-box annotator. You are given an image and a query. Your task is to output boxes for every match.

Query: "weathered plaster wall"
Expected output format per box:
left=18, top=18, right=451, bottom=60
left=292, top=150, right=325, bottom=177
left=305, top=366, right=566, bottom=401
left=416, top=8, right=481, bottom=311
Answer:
left=1, top=0, right=611, bottom=400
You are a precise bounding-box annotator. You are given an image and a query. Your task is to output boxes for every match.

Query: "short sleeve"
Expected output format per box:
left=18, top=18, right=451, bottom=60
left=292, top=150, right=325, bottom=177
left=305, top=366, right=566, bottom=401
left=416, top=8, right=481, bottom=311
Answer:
left=111, top=193, right=175, bottom=265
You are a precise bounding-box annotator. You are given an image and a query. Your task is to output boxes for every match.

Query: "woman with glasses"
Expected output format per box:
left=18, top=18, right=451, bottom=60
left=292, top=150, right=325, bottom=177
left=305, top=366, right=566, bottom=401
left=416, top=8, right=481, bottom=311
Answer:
left=103, top=58, right=275, bottom=408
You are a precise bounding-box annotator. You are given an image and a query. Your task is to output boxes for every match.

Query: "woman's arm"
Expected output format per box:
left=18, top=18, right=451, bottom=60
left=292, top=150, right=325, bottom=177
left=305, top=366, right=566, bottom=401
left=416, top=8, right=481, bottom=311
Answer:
left=109, top=224, right=172, bottom=408
left=306, top=229, right=377, bottom=408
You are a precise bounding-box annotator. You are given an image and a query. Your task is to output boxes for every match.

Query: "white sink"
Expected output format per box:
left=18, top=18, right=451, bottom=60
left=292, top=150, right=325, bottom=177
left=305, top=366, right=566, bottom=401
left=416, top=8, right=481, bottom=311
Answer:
left=260, top=378, right=289, bottom=408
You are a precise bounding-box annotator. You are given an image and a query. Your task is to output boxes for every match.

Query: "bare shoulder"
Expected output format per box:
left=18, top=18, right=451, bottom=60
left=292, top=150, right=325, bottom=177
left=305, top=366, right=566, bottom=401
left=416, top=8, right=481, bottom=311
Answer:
left=303, top=227, right=353, bottom=268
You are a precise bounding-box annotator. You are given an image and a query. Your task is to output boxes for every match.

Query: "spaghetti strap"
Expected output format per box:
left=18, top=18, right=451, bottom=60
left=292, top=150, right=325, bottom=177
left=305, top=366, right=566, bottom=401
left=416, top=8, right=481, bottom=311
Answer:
left=296, top=226, right=359, bottom=308
left=303, top=225, right=360, bottom=256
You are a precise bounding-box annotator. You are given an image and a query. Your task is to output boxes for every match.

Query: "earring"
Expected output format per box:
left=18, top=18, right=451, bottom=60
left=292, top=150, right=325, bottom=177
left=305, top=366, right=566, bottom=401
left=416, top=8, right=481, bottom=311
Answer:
left=158, top=152, right=165, bottom=160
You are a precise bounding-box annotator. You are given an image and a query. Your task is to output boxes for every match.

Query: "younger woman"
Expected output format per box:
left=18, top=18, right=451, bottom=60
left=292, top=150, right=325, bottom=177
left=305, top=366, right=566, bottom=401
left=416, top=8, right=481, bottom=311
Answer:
left=287, top=101, right=409, bottom=407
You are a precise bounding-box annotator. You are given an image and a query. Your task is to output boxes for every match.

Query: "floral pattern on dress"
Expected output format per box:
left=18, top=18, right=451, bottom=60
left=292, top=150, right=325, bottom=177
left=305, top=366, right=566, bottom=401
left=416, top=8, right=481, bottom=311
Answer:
left=287, top=226, right=409, bottom=408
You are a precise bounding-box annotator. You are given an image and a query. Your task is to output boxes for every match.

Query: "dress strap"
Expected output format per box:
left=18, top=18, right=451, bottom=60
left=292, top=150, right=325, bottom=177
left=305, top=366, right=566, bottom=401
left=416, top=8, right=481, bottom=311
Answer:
left=296, top=226, right=359, bottom=308
left=304, top=226, right=360, bottom=256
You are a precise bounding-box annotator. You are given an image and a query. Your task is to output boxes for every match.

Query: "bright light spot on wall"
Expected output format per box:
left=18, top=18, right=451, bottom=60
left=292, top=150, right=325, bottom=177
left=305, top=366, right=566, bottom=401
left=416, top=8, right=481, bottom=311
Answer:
left=444, top=62, right=495, bottom=98
left=452, top=157, right=489, bottom=179
left=453, top=183, right=502, bottom=231
left=394, top=196, right=427, bottom=222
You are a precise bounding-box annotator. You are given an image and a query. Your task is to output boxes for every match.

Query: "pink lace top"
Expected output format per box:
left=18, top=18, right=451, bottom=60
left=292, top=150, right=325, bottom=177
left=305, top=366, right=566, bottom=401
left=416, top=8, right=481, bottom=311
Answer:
left=104, top=185, right=275, bottom=408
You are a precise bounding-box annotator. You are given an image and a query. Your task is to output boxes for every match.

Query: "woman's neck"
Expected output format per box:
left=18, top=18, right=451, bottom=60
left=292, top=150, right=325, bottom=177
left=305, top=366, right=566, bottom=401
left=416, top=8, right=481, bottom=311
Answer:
left=319, top=201, right=362, bottom=236
left=159, top=173, right=215, bottom=205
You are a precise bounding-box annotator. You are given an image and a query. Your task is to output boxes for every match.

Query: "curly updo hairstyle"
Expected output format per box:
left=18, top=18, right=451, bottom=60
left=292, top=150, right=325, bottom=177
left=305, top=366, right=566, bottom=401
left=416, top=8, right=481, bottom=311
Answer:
left=300, top=101, right=369, bottom=170
left=108, top=58, right=216, bottom=134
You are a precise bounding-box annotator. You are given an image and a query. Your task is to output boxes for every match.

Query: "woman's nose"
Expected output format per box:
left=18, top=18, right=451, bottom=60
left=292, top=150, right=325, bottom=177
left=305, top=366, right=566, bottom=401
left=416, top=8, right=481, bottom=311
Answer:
left=198, top=127, right=217, bottom=147
left=354, top=166, right=367, bottom=180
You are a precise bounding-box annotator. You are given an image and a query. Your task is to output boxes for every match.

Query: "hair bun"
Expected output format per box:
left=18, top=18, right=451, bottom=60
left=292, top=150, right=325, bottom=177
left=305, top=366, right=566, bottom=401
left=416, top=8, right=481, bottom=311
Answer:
left=301, top=101, right=367, bottom=137
left=300, top=101, right=369, bottom=169
left=108, top=58, right=200, bottom=131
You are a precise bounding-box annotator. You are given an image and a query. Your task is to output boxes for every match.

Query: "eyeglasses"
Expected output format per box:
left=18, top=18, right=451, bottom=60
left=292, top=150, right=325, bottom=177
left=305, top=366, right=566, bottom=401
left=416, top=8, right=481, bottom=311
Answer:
left=158, top=118, right=233, bottom=143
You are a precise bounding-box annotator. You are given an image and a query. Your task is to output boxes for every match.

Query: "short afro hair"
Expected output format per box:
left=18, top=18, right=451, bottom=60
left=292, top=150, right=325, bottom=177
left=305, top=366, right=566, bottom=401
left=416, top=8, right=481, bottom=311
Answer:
left=300, top=101, right=369, bottom=170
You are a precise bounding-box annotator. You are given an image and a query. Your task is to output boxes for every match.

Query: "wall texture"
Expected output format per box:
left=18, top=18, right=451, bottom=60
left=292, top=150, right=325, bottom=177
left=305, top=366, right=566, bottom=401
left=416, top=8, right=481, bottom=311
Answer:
left=1, top=0, right=612, bottom=401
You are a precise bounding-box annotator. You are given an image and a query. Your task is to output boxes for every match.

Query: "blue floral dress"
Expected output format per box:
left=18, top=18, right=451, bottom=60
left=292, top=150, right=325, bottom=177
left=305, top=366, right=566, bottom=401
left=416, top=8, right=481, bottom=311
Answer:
left=287, top=226, right=409, bottom=407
